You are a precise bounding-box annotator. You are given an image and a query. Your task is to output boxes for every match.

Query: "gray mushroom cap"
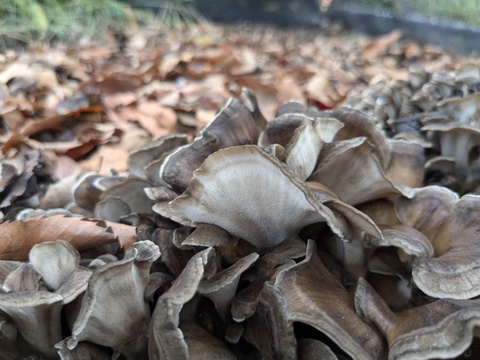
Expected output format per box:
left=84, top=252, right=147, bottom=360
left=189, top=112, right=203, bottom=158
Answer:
left=29, top=240, right=80, bottom=290
left=68, top=240, right=160, bottom=358
left=355, top=277, right=480, bottom=360
left=148, top=247, right=215, bottom=360
left=161, top=145, right=367, bottom=249
left=159, top=97, right=264, bottom=193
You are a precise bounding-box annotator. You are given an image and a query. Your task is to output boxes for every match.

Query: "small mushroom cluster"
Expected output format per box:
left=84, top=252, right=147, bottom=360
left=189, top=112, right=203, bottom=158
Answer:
left=344, top=63, right=480, bottom=195
left=3, top=88, right=480, bottom=359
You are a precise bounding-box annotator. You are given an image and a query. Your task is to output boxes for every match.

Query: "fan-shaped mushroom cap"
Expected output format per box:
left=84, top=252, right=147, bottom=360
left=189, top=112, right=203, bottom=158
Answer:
left=395, top=186, right=456, bottom=240
left=0, top=261, right=22, bottom=289
left=2, top=263, right=44, bottom=293
left=247, top=240, right=387, bottom=359
left=144, top=186, right=178, bottom=202
left=421, top=123, right=480, bottom=192
left=386, top=140, right=425, bottom=188
left=436, top=93, right=480, bottom=124
left=73, top=173, right=104, bottom=213
left=68, top=241, right=160, bottom=357
left=94, top=197, right=131, bottom=222
left=357, top=199, right=400, bottom=227
left=95, top=177, right=155, bottom=217
left=29, top=240, right=80, bottom=290
left=162, top=145, right=358, bottom=249
left=0, top=291, right=64, bottom=357
left=370, top=225, right=434, bottom=259
left=198, top=252, right=258, bottom=321
left=127, top=134, right=188, bottom=179
left=331, top=108, right=390, bottom=162
left=355, top=278, right=480, bottom=360
left=182, top=223, right=231, bottom=248
left=284, top=116, right=343, bottom=181
left=257, top=113, right=304, bottom=148
left=149, top=247, right=215, bottom=360
left=309, top=137, right=413, bottom=206
left=159, top=97, right=264, bottom=193
left=376, top=186, right=480, bottom=299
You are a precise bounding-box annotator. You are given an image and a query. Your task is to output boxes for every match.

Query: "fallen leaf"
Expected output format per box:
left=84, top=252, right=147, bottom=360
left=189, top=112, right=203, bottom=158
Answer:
left=0, top=215, right=136, bottom=260
left=362, top=31, right=403, bottom=60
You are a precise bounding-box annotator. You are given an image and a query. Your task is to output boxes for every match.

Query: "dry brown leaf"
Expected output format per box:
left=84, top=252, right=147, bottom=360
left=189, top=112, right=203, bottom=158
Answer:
left=362, top=31, right=403, bottom=60
left=101, top=92, right=138, bottom=109
left=0, top=215, right=136, bottom=260
left=79, top=123, right=149, bottom=174
left=1, top=106, right=104, bottom=153
left=195, top=109, right=216, bottom=130
left=136, top=102, right=177, bottom=138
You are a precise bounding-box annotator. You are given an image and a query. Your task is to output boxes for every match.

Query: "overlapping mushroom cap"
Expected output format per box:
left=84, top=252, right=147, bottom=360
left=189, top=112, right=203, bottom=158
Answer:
left=368, top=186, right=480, bottom=299
left=345, top=63, right=480, bottom=195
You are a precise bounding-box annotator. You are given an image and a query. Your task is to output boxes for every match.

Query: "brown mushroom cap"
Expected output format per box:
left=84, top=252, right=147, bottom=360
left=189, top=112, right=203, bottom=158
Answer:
left=369, top=225, right=434, bottom=259
left=182, top=223, right=231, bottom=248
left=257, top=113, right=305, bottom=149
left=264, top=240, right=388, bottom=359
left=325, top=107, right=392, bottom=170
left=386, top=140, right=425, bottom=189
left=181, top=323, right=237, bottom=360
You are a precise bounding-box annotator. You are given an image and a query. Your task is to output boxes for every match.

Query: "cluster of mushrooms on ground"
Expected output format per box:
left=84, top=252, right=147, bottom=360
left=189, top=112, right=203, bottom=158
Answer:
left=3, top=62, right=480, bottom=359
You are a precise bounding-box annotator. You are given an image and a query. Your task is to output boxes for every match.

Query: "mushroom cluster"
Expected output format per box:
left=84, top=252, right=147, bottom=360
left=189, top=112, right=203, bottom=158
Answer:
left=344, top=63, right=480, bottom=195
left=2, top=88, right=480, bottom=359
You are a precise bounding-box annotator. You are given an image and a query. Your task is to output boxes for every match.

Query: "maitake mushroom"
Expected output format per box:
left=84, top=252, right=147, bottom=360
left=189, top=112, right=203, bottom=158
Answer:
left=4, top=87, right=480, bottom=359
left=345, top=62, right=480, bottom=195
